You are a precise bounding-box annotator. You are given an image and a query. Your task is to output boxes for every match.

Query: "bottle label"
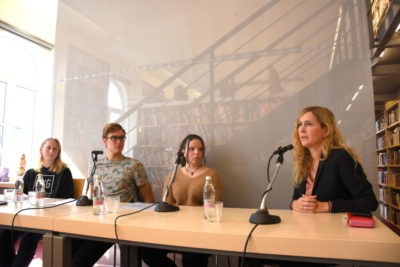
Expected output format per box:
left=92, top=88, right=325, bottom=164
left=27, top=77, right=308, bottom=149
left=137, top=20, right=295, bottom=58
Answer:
left=15, top=192, right=23, bottom=196
left=204, top=202, right=215, bottom=208
left=94, top=200, right=103, bottom=205
left=36, top=193, right=44, bottom=199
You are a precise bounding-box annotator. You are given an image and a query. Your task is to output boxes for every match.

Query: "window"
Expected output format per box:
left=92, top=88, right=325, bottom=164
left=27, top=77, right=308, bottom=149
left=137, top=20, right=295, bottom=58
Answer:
left=0, top=29, right=53, bottom=178
left=0, top=82, right=6, bottom=164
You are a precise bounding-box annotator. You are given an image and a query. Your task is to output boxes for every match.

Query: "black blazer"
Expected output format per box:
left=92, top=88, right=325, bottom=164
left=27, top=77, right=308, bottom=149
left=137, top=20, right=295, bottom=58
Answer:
left=292, top=149, right=378, bottom=213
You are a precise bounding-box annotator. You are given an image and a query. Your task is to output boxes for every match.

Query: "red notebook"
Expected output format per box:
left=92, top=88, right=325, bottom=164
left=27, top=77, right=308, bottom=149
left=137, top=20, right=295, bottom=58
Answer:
left=347, top=212, right=375, bottom=228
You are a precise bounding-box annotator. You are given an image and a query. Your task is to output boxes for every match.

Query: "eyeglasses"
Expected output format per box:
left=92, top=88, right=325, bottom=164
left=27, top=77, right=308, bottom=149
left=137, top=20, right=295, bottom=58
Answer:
left=106, top=135, right=126, bottom=142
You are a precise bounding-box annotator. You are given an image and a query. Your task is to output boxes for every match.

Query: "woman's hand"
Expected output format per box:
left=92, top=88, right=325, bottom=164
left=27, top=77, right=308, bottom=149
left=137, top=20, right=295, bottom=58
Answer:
left=293, top=194, right=318, bottom=213
left=293, top=194, right=330, bottom=213
left=314, top=200, right=330, bottom=213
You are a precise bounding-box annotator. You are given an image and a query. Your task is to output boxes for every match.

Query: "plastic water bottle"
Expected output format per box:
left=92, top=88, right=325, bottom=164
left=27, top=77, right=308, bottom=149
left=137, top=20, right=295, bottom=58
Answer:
left=35, top=174, right=45, bottom=207
left=93, top=175, right=105, bottom=215
left=14, top=176, right=24, bottom=202
left=203, top=176, right=216, bottom=221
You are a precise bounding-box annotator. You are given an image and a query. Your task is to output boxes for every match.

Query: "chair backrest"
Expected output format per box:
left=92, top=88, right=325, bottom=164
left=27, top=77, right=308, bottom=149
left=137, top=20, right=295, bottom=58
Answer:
left=73, top=178, right=86, bottom=199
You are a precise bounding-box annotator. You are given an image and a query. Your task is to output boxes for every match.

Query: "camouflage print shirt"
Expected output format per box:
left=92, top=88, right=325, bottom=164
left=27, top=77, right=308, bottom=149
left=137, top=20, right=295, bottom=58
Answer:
left=94, top=156, right=149, bottom=202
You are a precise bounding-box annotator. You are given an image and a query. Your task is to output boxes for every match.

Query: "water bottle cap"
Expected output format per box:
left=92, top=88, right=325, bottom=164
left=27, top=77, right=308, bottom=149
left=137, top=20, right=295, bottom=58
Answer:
left=205, top=176, right=212, bottom=181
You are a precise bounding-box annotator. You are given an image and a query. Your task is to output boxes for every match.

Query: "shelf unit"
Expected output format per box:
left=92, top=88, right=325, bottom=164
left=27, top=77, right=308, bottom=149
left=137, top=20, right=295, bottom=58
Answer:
left=133, top=99, right=275, bottom=186
left=370, top=0, right=391, bottom=37
left=376, top=99, right=400, bottom=233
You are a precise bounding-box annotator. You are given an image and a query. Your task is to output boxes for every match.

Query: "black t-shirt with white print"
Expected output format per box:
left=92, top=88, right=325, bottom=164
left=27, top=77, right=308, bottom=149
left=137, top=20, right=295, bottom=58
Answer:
left=22, top=167, right=73, bottom=199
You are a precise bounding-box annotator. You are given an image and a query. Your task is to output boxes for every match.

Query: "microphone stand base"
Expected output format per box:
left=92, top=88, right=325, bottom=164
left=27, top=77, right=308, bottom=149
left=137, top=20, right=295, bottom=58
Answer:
left=249, top=209, right=281, bottom=224
left=154, top=202, right=180, bottom=212
left=76, top=195, right=93, bottom=206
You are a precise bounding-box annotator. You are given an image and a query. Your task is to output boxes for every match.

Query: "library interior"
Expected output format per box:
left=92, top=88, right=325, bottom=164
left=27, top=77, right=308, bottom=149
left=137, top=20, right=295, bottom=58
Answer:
left=0, top=1, right=400, bottom=267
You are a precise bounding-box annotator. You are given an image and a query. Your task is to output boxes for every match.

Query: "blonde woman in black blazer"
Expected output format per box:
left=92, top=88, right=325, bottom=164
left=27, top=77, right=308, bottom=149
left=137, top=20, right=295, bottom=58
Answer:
left=291, top=106, right=378, bottom=213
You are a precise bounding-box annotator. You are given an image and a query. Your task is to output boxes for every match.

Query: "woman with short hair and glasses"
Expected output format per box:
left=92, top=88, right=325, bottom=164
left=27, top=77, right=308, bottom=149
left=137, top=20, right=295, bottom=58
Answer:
left=71, top=123, right=154, bottom=267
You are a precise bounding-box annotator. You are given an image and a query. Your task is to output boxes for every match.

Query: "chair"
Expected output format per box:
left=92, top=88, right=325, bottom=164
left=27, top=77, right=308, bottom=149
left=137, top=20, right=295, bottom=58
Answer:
left=72, top=178, right=86, bottom=199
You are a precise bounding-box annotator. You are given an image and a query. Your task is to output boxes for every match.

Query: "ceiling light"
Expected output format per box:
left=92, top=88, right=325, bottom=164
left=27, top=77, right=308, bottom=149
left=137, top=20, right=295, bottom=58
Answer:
left=358, top=84, right=364, bottom=90
left=379, top=50, right=385, bottom=58
left=352, top=91, right=359, bottom=101
left=337, top=120, right=341, bottom=125
left=396, top=23, right=400, bottom=32
left=346, top=104, right=352, bottom=111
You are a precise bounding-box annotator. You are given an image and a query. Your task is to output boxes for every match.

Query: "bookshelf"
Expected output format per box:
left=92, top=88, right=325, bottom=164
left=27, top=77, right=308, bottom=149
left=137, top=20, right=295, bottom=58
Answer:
left=376, top=99, right=400, bottom=233
left=133, top=99, right=273, bottom=188
left=370, top=0, right=391, bottom=37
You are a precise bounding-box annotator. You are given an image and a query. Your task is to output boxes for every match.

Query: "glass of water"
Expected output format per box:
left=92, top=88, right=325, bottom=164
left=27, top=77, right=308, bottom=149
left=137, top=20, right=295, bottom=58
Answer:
left=4, top=189, right=15, bottom=201
left=104, top=195, right=120, bottom=214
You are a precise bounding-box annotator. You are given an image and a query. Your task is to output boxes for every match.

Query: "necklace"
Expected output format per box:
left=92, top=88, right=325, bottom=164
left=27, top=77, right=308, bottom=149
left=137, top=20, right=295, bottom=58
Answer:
left=185, top=165, right=201, bottom=176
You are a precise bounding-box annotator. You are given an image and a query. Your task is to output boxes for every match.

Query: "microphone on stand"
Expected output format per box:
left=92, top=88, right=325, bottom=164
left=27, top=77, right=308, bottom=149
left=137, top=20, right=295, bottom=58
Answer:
left=273, top=144, right=293, bottom=155
left=154, top=152, right=183, bottom=212
left=76, top=150, right=103, bottom=206
left=249, top=144, right=293, bottom=224
left=92, top=150, right=103, bottom=161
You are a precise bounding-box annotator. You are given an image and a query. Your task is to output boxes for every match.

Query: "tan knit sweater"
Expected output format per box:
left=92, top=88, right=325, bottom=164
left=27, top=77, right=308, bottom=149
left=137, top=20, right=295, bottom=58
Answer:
left=163, top=167, right=223, bottom=206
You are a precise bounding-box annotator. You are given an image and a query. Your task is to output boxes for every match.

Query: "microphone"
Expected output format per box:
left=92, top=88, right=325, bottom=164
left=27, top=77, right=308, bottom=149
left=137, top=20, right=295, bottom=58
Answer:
left=92, top=150, right=103, bottom=155
left=249, top=144, right=292, bottom=225
left=77, top=151, right=103, bottom=206
left=154, top=151, right=183, bottom=212
left=91, top=150, right=103, bottom=163
left=273, top=144, right=293, bottom=155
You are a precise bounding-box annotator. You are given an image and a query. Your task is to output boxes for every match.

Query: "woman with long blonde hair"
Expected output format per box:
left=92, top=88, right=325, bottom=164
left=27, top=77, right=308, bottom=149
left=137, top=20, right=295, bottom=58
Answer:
left=291, top=106, right=377, bottom=213
left=0, top=137, right=73, bottom=267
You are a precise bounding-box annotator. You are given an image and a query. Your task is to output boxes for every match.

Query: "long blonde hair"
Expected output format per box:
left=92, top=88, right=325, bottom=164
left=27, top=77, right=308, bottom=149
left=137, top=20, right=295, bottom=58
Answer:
left=35, top=138, right=67, bottom=174
left=292, top=106, right=359, bottom=186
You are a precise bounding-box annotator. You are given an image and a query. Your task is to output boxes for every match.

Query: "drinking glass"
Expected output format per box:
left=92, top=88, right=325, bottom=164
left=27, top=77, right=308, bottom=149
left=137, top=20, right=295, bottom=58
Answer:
left=104, top=195, right=120, bottom=214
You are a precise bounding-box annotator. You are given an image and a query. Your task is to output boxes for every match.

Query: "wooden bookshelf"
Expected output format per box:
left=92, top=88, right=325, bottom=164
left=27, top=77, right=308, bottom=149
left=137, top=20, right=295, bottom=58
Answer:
left=134, top=99, right=273, bottom=187
left=376, top=99, right=400, bottom=233
left=371, top=0, right=391, bottom=37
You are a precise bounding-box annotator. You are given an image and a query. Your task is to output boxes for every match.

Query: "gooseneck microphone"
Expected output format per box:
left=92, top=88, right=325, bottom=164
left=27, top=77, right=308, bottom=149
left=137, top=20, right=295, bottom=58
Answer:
left=92, top=150, right=103, bottom=160
left=76, top=150, right=103, bottom=206
left=272, top=144, right=293, bottom=155
left=154, top=152, right=183, bottom=212
left=249, top=144, right=293, bottom=224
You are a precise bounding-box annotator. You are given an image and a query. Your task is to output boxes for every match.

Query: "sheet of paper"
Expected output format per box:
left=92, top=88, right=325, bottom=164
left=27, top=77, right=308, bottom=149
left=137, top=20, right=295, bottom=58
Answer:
left=121, top=202, right=156, bottom=211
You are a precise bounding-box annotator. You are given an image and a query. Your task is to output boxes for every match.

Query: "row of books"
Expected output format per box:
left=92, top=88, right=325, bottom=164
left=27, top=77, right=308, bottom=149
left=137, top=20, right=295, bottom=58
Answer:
left=380, top=203, right=400, bottom=227
left=387, top=127, right=400, bottom=147
left=379, top=188, right=400, bottom=207
left=376, top=115, right=385, bottom=132
left=378, top=151, right=400, bottom=166
left=378, top=170, right=387, bottom=184
left=371, top=0, right=390, bottom=34
left=387, top=149, right=400, bottom=165
left=377, top=135, right=385, bottom=150
left=387, top=106, right=399, bottom=126
left=379, top=170, right=400, bottom=187
left=137, top=100, right=273, bottom=126
left=378, top=152, right=388, bottom=166
left=137, top=123, right=247, bottom=147
left=133, top=146, right=176, bottom=166
left=137, top=124, right=211, bottom=146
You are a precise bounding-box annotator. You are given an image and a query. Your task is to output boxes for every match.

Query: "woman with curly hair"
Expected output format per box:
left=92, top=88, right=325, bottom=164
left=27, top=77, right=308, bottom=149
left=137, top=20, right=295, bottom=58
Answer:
left=291, top=106, right=378, bottom=213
